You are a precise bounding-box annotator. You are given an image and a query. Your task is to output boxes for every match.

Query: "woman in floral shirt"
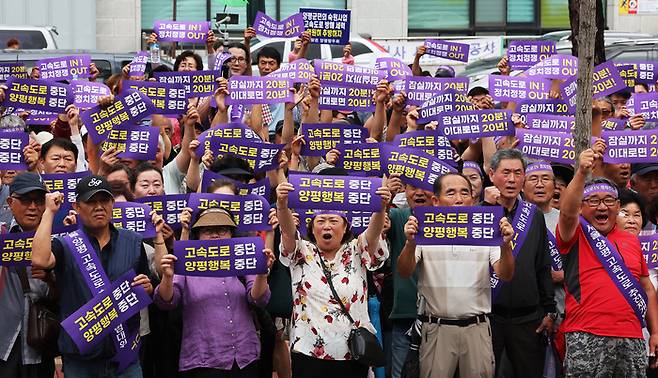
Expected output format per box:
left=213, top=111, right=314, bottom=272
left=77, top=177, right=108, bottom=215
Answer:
left=275, top=179, right=391, bottom=378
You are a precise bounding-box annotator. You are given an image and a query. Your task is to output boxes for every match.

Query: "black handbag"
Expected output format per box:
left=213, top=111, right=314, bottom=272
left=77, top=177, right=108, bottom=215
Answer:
left=17, top=268, right=60, bottom=355
left=318, top=256, right=385, bottom=367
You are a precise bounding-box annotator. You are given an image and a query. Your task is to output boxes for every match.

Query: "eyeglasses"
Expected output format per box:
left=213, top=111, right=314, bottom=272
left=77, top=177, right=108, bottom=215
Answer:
left=11, top=195, right=45, bottom=206
left=582, top=196, right=618, bottom=208
left=526, top=176, right=553, bottom=186
left=230, top=56, right=246, bottom=63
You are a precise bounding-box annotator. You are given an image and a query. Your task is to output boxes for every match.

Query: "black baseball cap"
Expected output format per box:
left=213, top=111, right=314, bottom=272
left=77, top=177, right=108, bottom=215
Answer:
left=9, top=172, right=48, bottom=195
left=632, top=163, right=658, bottom=177
left=75, top=175, right=114, bottom=202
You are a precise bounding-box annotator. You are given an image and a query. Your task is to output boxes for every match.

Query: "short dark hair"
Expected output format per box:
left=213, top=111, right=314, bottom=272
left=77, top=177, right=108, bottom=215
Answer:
left=131, top=163, right=163, bottom=191
left=107, top=164, right=134, bottom=182
left=6, top=38, right=19, bottom=47
left=490, top=149, right=527, bottom=172
left=610, top=90, right=632, bottom=100
left=433, top=172, right=472, bottom=196
left=174, top=50, right=203, bottom=71
left=257, top=46, right=282, bottom=66
left=636, top=83, right=650, bottom=92
left=468, top=86, right=489, bottom=97
left=618, top=188, right=648, bottom=228
left=207, top=179, right=237, bottom=194
left=40, top=138, right=78, bottom=161
left=225, top=42, right=249, bottom=58
left=209, top=155, right=254, bottom=183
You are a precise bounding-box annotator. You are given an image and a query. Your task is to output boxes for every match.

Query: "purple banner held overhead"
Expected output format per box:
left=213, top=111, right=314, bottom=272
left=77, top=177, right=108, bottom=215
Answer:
left=382, top=144, right=456, bottom=192
left=213, top=52, right=233, bottom=72
left=631, top=92, right=658, bottom=122
left=424, top=39, right=470, bottom=62
left=394, top=130, right=455, bottom=163
left=101, top=124, right=159, bottom=160
left=174, top=237, right=268, bottom=277
left=112, top=202, right=156, bottom=238
left=2, top=77, right=73, bottom=113
left=413, top=206, right=504, bottom=246
left=0, top=132, right=28, bottom=170
left=298, top=208, right=371, bottom=236
left=375, top=57, right=411, bottom=82
left=516, top=98, right=572, bottom=115
left=616, top=61, right=658, bottom=84
left=524, top=54, right=578, bottom=80
left=516, top=128, right=576, bottom=164
left=640, top=234, right=658, bottom=269
left=288, top=173, right=383, bottom=212
left=525, top=114, right=575, bottom=132
left=615, top=63, right=638, bottom=88
left=561, top=61, right=626, bottom=113
left=439, top=110, right=514, bottom=140
left=300, top=123, right=367, bottom=156
left=200, top=172, right=270, bottom=198
left=0, top=231, right=34, bottom=267
left=123, top=80, right=189, bottom=115
left=318, top=83, right=375, bottom=112
left=26, top=110, right=58, bottom=126
left=507, top=40, right=556, bottom=70
left=129, top=52, right=149, bottom=77
left=196, top=122, right=261, bottom=155
left=226, top=76, right=293, bottom=105
left=0, top=63, right=28, bottom=82
left=253, top=11, right=304, bottom=38
left=200, top=140, right=282, bottom=174
left=154, top=70, right=220, bottom=97
left=602, top=130, right=658, bottom=164
left=71, top=80, right=112, bottom=109
left=135, top=194, right=189, bottom=231
left=300, top=8, right=351, bottom=45
left=269, top=58, right=313, bottom=83
left=80, top=90, right=157, bottom=144
left=37, top=55, right=91, bottom=81
left=403, top=76, right=469, bottom=106
left=489, top=75, right=551, bottom=102
left=417, top=89, right=475, bottom=124
left=314, top=60, right=384, bottom=89
left=187, top=193, right=270, bottom=232
left=60, top=269, right=152, bottom=355
left=601, top=118, right=627, bottom=131
left=154, top=20, right=210, bottom=43
left=336, top=143, right=384, bottom=176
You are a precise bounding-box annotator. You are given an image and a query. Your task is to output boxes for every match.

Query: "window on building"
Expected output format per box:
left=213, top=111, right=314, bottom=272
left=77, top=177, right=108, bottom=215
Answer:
left=409, top=0, right=470, bottom=30
left=508, top=0, right=535, bottom=23
left=475, top=0, right=505, bottom=25
left=541, top=0, right=570, bottom=29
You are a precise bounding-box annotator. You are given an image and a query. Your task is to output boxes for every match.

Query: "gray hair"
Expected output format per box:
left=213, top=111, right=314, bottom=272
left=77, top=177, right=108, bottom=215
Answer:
left=490, top=148, right=527, bottom=172
left=594, top=96, right=614, bottom=109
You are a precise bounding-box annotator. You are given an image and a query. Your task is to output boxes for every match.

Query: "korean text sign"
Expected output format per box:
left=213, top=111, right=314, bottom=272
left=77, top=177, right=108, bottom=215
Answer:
left=71, top=80, right=112, bottom=109
left=37, top=55, right=91, bottom=81
left=424, top=39, right=470, bottom=62
left=2, top=77, right=73, bottom=113
left=336, top=143, right=384, bottom=176
left=602, top=130, right=658, bottom=164
left=300, top=123, right=367, bottom=156
left=135, top=194, right=189, bottom=231
left=438, top=110, right=514, bottom=140
left=507, top=40, right=556, bottom=70
left=187, top=193, right=270, bottom=232
left=226, top=76, right=293, bottom=105
left=300, top=8, right=351, bottom=45
left=154, top=70, right=220, bottom=97
left=174, top=237, right=268, bottom=277
left=287, top=173, right=383, bottom=212
left=414, top=206, right=503, bottom=246
left=0, top=132, right=28, bottom=169
left=0, top=63, right=28, bottom=82
left=154, top=21, right=210, bottom=43
left=403, top=76, right=469, bottom=106
left=111, top=202, right=156, bottom=238
left=253, top=11, right=305, bottom=38
left=123, top=80, right=189, bottom=115
left=382, top=145, right=456, bottom=191
left=0, top=231, right=34, bottom=267
left=516, top=128, right=576, bottom=164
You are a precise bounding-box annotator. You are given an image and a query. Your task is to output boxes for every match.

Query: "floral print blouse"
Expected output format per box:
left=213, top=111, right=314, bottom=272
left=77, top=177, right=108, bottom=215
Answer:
left=280, top=233, right=389, bottom=360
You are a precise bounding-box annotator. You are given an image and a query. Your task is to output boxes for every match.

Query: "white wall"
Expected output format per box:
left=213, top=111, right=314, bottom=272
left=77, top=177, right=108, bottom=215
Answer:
left=606, top=0, right=658, bottom=35
left=348, top=0, right=406, bottom=38
left=96, top=0, right=141, bottom=52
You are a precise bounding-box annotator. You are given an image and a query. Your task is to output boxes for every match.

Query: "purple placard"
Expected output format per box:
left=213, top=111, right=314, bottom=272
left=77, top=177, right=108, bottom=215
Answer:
left=101, top=124, right=159, bottom=160
left=253, top=11, right=305, bottom=38
left=525, top=114, right=575, bottom=132
left=615, top=63, right=638, bottom=88
left=0, top=63, right=28, bottom=82
left=200, top=139, right=282, bottom=174
left=80, top=90, right=157, bottom=144
left=489, top=75, right=551, bottom=102
left=640, top=234, right=658, bottom=269
left=60, top=269, right=152, bottom=355
left=25, top=110, right=58, bottom=126
left=0, top=231, right=34, bottom=267
left=37, top=55, right=91, bottom=81
left=438, top=110, right=514, bottom=140
left=318, top=83, right=375, bottom=112
left=602, top=129, right=658, bottom=164
left=200, top=172, right=271, bottom=198
left=561, top=61, right=627, bottom=113
left=288, top=173, right=383, bottom=212
left=123, top=80, right=189, bottom=115
left=507, top=40, right=556, bottom=70
left=135, top=194, right=189, bottom=231
left=300, top=8, right=351, bottom=45
left=298, top=208, right=371, bottom=236
left=516, top=98, right=572, bottom=115
left=616, top=61, right=658, bottom=84
left=403, top=76, right=469, bottom=106
left=417, top=89, right=475, bottom=124
left=336, top=143, right=384, bottom=176
left=187, top=193, right=270, bottom=232
left=129, top=52, right=149, bottom=77
left=226, top=76, right=293, bottom=105
left=173, top=238, right=268, bottom=277
left=631, top=92, right=658, bottom=122
left=314, top=60, right=384, bottom=89
left=112, top=202, right=156, bottom=238
left=269, top=58, right=314, bottom=83
left=154, top=20, right=210, bottom=43
left=0, top=132, right=28, bottom=169
left=71, top=80, right=112, bottom=109
left=601, top=118, right=626, bottom=131
left=413, top=206, right=503, bottom=246
left=2, top=77, right=73, bottom=113
left=196, top=122, right=261, bottom=156
left=41, top=171, right=88, bottom=208
left=154, top=70, right=220, bottom=97
left=516, top=128, right=576, bottom=164
left=300, top=123, right=367, bottom=156
left=524, top=54, right=578, bottom=79
left=382, top=144, right=456, bottom=191
left=213, top=52, right=233, bottom=72
left=424, top=39, right=469, bottom=62
left=375, top=57, right=411, bottom=82
left=394, top=130, right=455, bottom=162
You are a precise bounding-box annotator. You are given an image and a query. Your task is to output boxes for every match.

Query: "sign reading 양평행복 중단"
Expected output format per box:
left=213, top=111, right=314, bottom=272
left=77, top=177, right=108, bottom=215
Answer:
left=253, top=11, right=305, bottom=38
left=297, top=209, right=372, bottom=237
left=153, top=70, right=220, bottom=97
left=268, top=58, right=314, bottom=83
left=401, top=76, right=469, bottom=106
left=187, top=193, right=270, bottom=232
left=0, top=63, right=28, bottom=82
left=135, top=194, right=189, bottom=231
left=394, top=130, right=456, bottom=163
left=300, top=8, right=351, bottom=45
left=60, top=269, right=151, bottom=355
left=438, top=110, right=514, bottom=140
left=200, top=171, right=270, bottom=198
left=111, top=202, right=156, bottom=238
left=601, top=129, right=658, bottom=164
left=507, top=40, right=556, bottom=70
left=424, top=39, right=470, bottom=62
left=640, top=234, right=658, bottom=269
left=37, top=55, right=91, bottom=81
left=488, top=75, right=551, bottom=102
left=71, top=80, right=112, bottom=109
left=1, top=77, right=73, bottom=114
left=525, top=114, right=575, bottom=132
left=523, top=54, right=578, bottom=80
left=413, top=206, right=504, bottom=246
left=153, top=20, right=210, bottom=43
left=516, top=128, right=576, bottom=165
left=300, top=123, right=367, bottom=156
left=416, top=89, right=475, bottom=124
left=382, top=144, right=456, bottom=192
left=122, top=80, right=189, bottom=115
left=0, top=132, right=28, bottom=170
left=79, top=90, right=157, bottom=144
left=173, top=238, right=268, bottom=277
left=0, top=231, right=34, bottom=267
left=560, top=61, right=627, bottom=113
left=225, top=76, right=294, bottom=105
left=287, top=173, right=383, bottom=212
left=100, top=124, right=159, bottom=161
left=129, top=52, right=149, bottom=77
left=336, top=142, right=384, bottom=176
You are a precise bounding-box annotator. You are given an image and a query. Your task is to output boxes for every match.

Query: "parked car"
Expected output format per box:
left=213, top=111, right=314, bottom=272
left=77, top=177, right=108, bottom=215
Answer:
left=541, top=30, right=654, bottom=44
left=0, top=25, right=59, bottom=49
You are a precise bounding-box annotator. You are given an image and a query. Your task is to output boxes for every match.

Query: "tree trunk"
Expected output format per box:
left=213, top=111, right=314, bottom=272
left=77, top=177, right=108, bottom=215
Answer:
left=570, top=0, right=606, bottom=65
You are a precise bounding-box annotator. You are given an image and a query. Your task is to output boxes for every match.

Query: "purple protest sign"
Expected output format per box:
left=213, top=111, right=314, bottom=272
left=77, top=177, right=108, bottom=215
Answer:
left=0, top=63, right=28, bottom=82
left=439, top=110, right=514, bottom=140
left=71, top=80, right=112, bottom=109
left=42, top=171, right=88, bottom=208
left=174, top=237, right=268, bottom=277
left=111, top=202, right=156, bottom=238
left=336, top=143, right=384, bottom=176
left=616, top=61, right=658, bottom=84
left=524, top=54, right=578, bottom=79
left=630, top=92, right=658, bottom=122
left=300, top=123, right=367, bottom=156
left=135, top=194, right=189, bottom=231
left=0, top=132, right=28, bottom=169
left=288, top=173, right=383, bottom=212
left=315, top=60, right=384, bottom=89
left=37, top=55, right=91, bottom=81
left=101, top=124, right=159, bottom=160
left=424, top=39, right=469, bottom=62
left=269, top=58, right=313, bottom=83
left=382, top=144, right=456, bottom=191
left=129, top=52, right=149, bottom=77
left=187, top=193, right=270, bottom=232
left=213, top=52, right=233, bottom=72
left=60, top=269, right=152, bottom=355
left=413, top=206, right=504, bottom=246
left=154, top=70, right=220, bottom=97
left=80, top=90, right=157, bottom=144
left=507, top=40, right=556, bottom=70
left=403, top=76, right=469, bottom=106
left=640, top=234, right=658, bottom=269
left=200, top=171, right=271, bottom=198
left=489, top=75, right=551, bottom=102
left=300, top=8, right=351, bottom=45
left=516, top=128, right=576, bottom=164
left=298, top=208, right=371, bottom=237
left=516, top=98, right=572, bottom=115
left=615, top=63, right=638, bottom=88
left=561, top=61, right=626, bottom=113
left=123, top=80, right=189, bottom=115
left=394, top=130, right=456, bottom=162
left=375, top=57, right=411, bottom=82
left=0, top=231, right=34, bottom=267
left=2, top=77, right=73, bottom=113
left=154, top=20, right=210, bottom=43
left=25, top=110, right=58, bottom=126
left=318, top=83, right=375, bottom=112
left=601, top=118, right=626, bottom=131
left=253, top=11, right=304, bottom=38
left=602, top=130, right=658, bottom=164
left=226, top=76, right=293, bottom=105
left=196, top=122, right=261, bottom=156
left=200, top=139, right=282, bottom=174
left=417, top=89, right=475, bottom=124
left=525, top=114, right=575, bottom=132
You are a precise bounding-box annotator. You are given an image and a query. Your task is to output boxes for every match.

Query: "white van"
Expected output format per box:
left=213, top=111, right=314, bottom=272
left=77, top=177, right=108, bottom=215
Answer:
left=0, top=25, right=59, bottom=50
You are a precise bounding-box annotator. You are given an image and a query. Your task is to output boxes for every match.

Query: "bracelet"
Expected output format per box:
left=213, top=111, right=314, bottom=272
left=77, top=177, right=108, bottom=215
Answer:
left=154, top=241, right=166, bottom=245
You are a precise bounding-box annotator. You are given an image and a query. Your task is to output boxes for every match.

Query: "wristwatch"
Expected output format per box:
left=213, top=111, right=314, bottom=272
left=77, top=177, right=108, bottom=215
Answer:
left=545, top=312, right=558, bottom=320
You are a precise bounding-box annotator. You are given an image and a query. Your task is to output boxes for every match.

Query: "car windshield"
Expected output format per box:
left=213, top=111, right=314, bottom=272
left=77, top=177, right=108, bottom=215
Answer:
left=0, top=30, right=47, bottom=49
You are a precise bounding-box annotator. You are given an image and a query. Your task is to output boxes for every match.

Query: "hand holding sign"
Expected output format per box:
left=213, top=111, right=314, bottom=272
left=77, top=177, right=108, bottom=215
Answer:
left=276, top=182, right=294, bottom=209
left=131, top=274, right=152, bottom=295
left=404, top=216, right=419, bottom=242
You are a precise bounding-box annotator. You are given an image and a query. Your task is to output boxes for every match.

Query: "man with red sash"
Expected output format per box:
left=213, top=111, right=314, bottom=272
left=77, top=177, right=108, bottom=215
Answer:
left=557, top=146, right=658, bottom=376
